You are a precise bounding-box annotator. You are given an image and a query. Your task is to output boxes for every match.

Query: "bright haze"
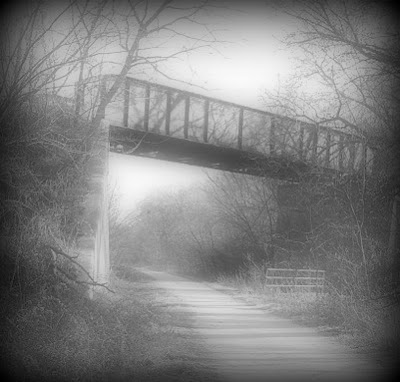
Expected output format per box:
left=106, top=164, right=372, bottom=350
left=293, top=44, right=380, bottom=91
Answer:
left=109, top=1, right=293, bottom=212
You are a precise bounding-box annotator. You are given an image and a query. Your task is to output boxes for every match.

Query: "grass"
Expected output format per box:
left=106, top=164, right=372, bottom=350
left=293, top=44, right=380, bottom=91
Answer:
left=0, top=98, right=223, bottom=381
left=215, top=262, right=400, bottom=367
left=0, top=267, right=222, bottom=382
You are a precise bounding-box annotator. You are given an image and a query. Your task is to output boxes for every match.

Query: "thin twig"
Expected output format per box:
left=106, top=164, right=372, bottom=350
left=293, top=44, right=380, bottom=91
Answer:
left=49, top=245, right=115, bottom=293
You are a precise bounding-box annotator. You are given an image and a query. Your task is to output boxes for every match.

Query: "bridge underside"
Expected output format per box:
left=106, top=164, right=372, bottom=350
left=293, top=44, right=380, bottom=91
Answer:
left=110, top=125, right=313, bottom=180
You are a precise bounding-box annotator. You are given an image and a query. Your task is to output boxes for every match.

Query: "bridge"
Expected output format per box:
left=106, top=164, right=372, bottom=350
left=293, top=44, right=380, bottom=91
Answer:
left=74, top=74, right=374, bottom=294
left=79, top=75, right=374, bottom=180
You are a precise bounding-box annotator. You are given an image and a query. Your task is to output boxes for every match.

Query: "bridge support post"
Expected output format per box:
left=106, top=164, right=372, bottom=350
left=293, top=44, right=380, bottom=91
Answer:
left=238, top=107, right=243, bottom=149
left=203, top=99, right=209, bottom=143
left=76, top=119, right=110, bottom=298
left=184, top=95, right=190, bottom=139
left=123, top=78, right=130, bottom=127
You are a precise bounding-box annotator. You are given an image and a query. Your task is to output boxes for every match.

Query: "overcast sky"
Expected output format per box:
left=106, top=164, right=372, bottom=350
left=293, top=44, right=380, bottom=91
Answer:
left=109, top=2, right=294, bottom=212
left=12, top=0, right=294, bottom=213
left=141, top=1, right=295, bottom=109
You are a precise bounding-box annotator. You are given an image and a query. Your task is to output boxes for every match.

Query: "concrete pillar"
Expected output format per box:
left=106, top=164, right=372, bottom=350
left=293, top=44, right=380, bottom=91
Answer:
left=76, top=119, right=110, bottom=298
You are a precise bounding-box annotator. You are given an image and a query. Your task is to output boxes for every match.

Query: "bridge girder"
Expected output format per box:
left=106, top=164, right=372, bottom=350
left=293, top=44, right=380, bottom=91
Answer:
left=108, top=125, right=343, bottom=181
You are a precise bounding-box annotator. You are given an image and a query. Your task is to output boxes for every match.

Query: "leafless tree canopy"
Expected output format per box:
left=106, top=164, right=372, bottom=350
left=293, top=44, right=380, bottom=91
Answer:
left=265, top=0, right=400, bottom=141
left=0, top=0, right=225, bottom=125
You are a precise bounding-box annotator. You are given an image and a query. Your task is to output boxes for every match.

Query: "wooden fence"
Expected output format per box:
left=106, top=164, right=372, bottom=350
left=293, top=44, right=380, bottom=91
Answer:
left=264, top=268, right=325, bottom=293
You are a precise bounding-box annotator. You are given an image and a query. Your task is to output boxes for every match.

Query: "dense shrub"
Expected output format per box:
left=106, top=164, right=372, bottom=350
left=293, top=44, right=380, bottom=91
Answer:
left=0, top=95, right=103, bottom=378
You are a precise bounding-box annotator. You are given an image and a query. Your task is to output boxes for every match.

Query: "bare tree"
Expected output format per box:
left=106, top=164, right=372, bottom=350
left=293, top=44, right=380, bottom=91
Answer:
left=260, top=0, right=400, bottom=291
left=266, top=0, right=399, bottom=139
left=206, top=172, right=279, bottom=264
left=68, top=0, right=225, bottom=130
left=0, top=1, right=87, bottom=119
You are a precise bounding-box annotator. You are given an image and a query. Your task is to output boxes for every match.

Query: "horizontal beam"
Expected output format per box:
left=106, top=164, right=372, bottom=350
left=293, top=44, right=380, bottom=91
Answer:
left=88, top=75, right=363, bottom=140
left=267, top=268, right=325, bottom=273
left=109, top=125, right=309, bottom=180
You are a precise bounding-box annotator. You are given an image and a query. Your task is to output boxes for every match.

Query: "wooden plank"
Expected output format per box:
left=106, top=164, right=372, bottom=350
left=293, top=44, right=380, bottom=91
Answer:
left=264, top=284, right=324, bottom=288
left=144, top=84, right=150, bottom=132
left=265, top=271, right=325, bottom=276
left=123, top=78, right=130, bottom=127
left=203, top=99, right=209, bottom=143
left=165, top=90, right=171, bottom=136
left=184, top=95, right=190, bottom=139
left=238, top=107, right=244, bottom=149
left=264, top=266, right=325, bottom=293
left=265, top=276, right=325, bottom=281
left=267, top=268, right=325, bottom=274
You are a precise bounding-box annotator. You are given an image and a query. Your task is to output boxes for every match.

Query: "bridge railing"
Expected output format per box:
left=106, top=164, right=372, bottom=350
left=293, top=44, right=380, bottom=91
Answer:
left=76, top=75, right=374, bottom=174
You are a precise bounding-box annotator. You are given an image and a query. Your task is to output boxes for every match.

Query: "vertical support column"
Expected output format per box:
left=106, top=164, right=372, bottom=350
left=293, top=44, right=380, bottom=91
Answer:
left=97, top=76, right=107, bottom=120
left=74, top=81, right=85, bottom=118
left=165, top=91, right=171, bottom=136
left=99, top=76, right=107, bottom=101
left=184, top=94, right=190, bottom=139
left=298, top=123, right=304, bottom=160
left=348, top=139, right=356, bottom=172
left=123, top=78, right=130, bottom=127
left=144, top=84, right=150, bottom=132
left=365, top=146, right=374, bottom=174
left=203, top=99, right=209, bottom=143
left=270, top=117, right=276, bottom=154
left=361, top=141, right=367, bottom=173
left=325, top=132, right=331, bottom=168
left=238, top=107, right=244, bottom=150
left=311, top=127, right=318, bottom=163
left=338, top=135, right=344, bottom=171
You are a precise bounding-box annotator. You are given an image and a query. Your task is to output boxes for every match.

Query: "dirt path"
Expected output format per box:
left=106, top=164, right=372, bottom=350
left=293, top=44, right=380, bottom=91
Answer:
left=139, top=268, right=387, bottom=382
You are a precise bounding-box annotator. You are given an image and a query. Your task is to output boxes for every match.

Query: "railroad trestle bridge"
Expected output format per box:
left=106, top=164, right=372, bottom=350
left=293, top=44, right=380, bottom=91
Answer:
left=78, top=74, right=374, bottom=179
left=74, top=74, right=375, bottom=291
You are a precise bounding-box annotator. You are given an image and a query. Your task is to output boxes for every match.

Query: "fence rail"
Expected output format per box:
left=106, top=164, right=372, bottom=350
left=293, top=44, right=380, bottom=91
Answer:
left=76, top=75, right=374, bottom=174
left=264, top=268, right=325, bottom=292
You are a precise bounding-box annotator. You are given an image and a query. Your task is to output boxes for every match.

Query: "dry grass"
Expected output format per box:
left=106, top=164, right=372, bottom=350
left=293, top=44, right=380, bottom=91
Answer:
left=216, top=259, right=400, bottom=364
left=0, top=268, right=221, bottom=381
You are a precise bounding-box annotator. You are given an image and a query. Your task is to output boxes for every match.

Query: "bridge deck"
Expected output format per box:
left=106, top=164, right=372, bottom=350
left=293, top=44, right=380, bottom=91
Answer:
left=109, top=126, right=310, bottom=179
left=78, top=75, right=374, bottom=176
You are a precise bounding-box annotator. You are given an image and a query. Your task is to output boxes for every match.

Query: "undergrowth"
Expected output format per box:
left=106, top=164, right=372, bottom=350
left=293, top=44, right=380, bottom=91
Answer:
left=216, top=255, right=400, bottom=363
left=1, top=268, right=218, bottom=381
left=0, top=96, right=219, bottom=381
